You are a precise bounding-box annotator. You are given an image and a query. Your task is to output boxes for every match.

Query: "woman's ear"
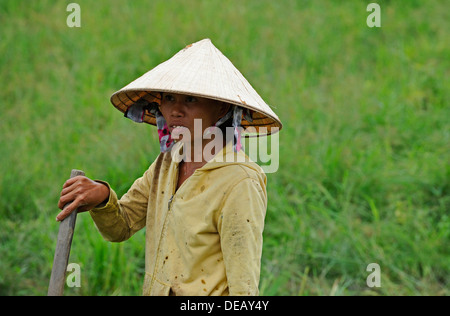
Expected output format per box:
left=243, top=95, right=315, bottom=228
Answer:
left=217, top=102, right=231, bottom=119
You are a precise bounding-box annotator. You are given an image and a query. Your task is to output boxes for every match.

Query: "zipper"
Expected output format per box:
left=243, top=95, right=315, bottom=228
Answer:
left=168, top=160, right=196, bottom=211
left=168, top=162, right=179, bottom=210
left=168, top=194, right=174, bottom=210
left=149, top=159, right=180, bottom=292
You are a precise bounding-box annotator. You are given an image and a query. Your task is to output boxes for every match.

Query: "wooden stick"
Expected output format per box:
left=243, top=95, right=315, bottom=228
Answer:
left=48, top=169, right=85, bottom=296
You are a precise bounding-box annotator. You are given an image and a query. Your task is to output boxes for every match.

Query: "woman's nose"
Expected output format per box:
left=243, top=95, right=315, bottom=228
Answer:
left=169, top=102, right=184, bottom=117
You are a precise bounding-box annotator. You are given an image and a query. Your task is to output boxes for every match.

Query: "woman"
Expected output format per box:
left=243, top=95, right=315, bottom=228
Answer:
left=57, top=39, right=282, bottom=295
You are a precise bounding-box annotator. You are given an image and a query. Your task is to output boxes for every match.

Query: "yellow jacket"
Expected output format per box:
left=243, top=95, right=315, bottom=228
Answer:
left=89, top=142, right=267, bottom=295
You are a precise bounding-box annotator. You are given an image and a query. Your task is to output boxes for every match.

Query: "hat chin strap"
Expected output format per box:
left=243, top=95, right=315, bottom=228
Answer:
left=149, top=103, right=174, bottom=153
left=204, top=105, right=244, bottom=153
left=232, top=106, right=243, bottom=152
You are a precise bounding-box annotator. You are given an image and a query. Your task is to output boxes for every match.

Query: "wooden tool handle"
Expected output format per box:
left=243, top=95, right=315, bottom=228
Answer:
left=48, top=169, right=85, bottom=296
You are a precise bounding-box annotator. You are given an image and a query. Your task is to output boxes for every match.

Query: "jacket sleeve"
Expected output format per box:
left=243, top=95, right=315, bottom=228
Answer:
left=217, top=176, right=267, bottom=295
left=89, top=166, right=153, bottom=242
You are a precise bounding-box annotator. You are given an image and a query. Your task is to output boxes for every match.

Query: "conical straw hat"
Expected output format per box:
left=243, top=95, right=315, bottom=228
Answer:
left=110, top=38, right=282, bottom=136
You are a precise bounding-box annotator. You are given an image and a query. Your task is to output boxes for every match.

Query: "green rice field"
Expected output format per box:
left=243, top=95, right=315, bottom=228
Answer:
left=0, top=0, right=448, bottom=295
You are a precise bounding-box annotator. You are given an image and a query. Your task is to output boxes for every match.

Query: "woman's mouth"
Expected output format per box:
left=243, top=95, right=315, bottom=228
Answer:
left=170, top=125, right=188, bottom=131
left=170, top=125, right=189, bottom=139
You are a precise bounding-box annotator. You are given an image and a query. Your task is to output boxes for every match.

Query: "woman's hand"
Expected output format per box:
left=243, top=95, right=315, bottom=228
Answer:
left=56, top=176, right=110, bottom=221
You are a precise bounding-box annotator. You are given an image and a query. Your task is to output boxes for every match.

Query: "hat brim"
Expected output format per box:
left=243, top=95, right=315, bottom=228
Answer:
left=111, top=89, right=282, bottom=137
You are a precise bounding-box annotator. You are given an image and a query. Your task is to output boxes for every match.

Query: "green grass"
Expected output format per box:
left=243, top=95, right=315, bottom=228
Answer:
left=0, top=0, right=448, bottom=295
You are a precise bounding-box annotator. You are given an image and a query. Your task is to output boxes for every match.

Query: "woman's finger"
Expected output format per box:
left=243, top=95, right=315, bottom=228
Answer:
left=58, top=192, right=71, bottom=210
left=62, top=176, right=85, bottom=189
left=56, top=197, right=82, bottom=221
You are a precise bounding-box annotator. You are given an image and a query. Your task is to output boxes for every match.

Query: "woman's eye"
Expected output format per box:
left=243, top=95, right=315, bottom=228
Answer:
left=186, top=96, right=197, bottom=103
left=164, top=94, right=175, bottom=102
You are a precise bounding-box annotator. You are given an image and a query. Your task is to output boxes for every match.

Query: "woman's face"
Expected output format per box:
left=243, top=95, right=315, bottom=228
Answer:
left=159, top=93, right=229, bottom=143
